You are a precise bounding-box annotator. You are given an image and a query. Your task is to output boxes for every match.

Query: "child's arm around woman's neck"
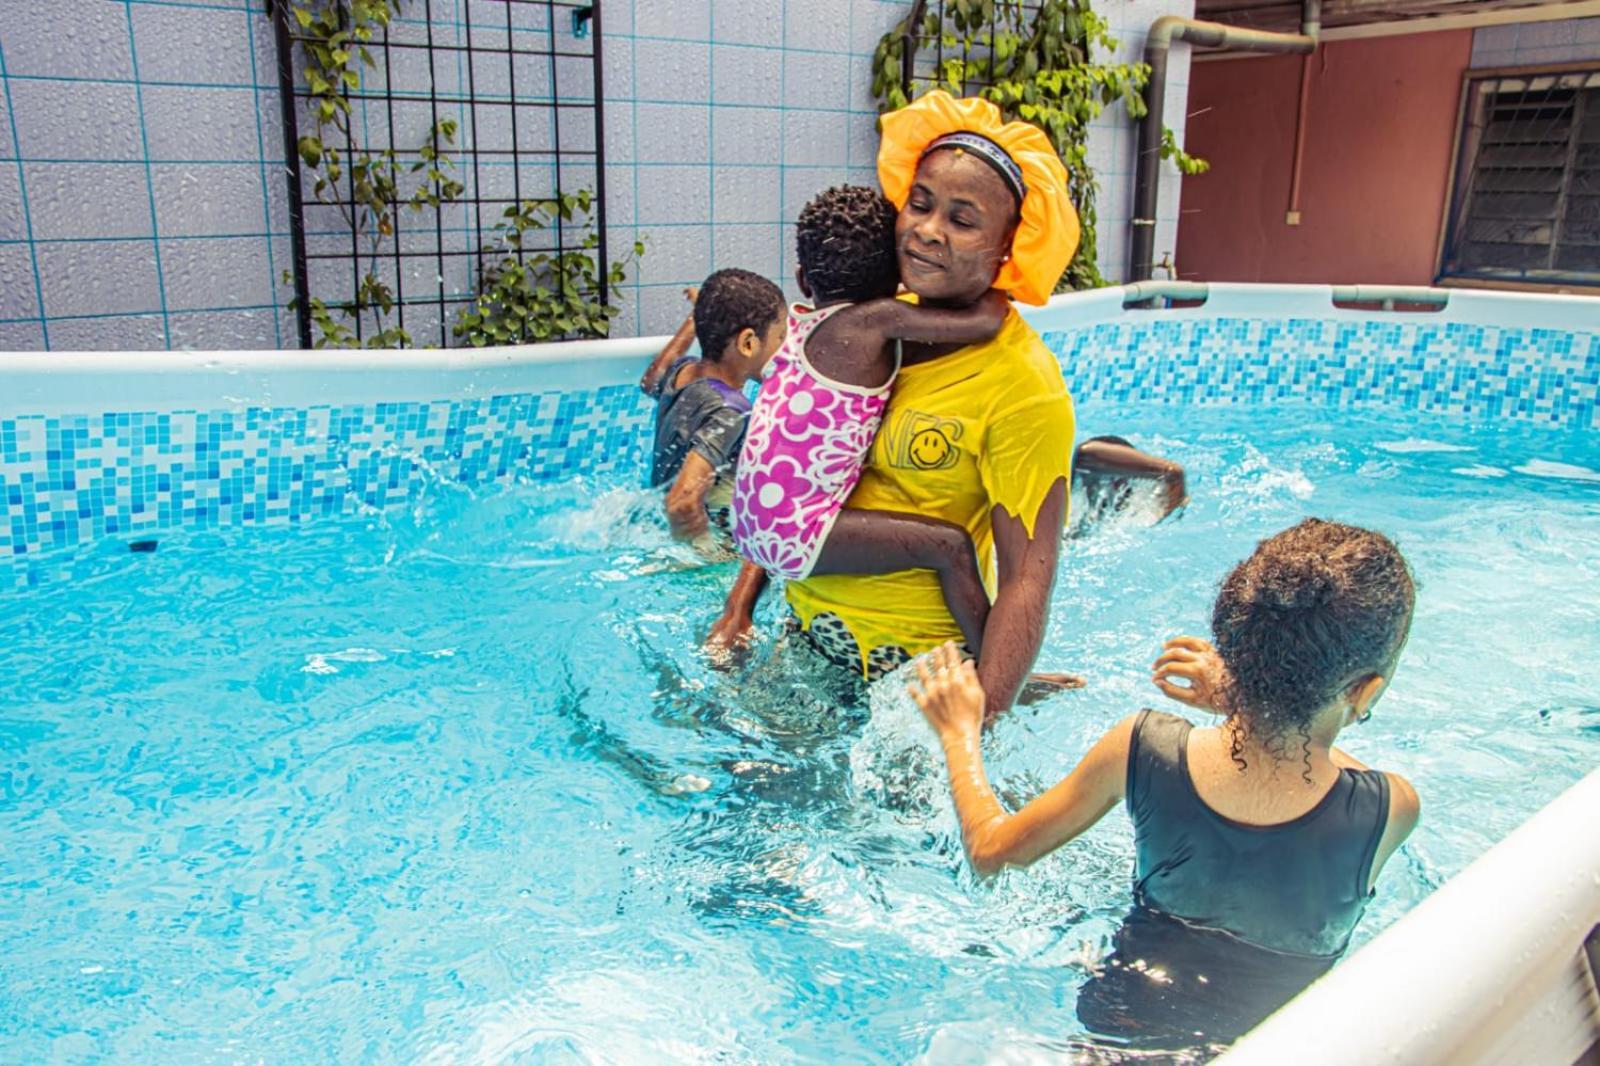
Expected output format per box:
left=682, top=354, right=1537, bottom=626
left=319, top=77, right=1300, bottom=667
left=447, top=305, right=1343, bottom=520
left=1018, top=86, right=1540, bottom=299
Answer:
left=803, top=289, right=1012, bottom=389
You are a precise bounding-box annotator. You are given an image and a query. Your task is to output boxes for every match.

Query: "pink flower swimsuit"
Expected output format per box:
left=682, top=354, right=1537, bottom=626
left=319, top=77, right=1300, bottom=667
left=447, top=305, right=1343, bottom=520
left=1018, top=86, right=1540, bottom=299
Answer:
left=732, top=303, right=899, bottom=579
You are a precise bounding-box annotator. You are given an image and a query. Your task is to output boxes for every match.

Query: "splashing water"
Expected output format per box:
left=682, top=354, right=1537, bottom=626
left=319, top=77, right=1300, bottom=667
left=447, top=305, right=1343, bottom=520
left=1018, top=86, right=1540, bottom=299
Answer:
left=0, top=404, right=1596, bottom=1060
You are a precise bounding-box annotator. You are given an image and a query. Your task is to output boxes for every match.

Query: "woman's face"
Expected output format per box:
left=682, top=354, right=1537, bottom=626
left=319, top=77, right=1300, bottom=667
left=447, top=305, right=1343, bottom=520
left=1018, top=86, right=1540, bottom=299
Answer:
left=895, top=148, right=1020, bottom=306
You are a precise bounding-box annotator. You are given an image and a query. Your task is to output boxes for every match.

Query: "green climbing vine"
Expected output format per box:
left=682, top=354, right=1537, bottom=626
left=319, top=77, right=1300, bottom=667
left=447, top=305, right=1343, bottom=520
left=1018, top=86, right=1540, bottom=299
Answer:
left=452, top=191, right=643, bottom=346
left=871, top=0, right=1207, bottom=290
left=277, top=0, right=637, bottom=347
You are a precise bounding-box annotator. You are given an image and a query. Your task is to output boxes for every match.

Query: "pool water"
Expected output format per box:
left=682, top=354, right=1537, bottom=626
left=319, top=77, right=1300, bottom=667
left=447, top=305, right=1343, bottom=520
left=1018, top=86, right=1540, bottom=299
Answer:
left=2, top=403, right=1597, bottom=1062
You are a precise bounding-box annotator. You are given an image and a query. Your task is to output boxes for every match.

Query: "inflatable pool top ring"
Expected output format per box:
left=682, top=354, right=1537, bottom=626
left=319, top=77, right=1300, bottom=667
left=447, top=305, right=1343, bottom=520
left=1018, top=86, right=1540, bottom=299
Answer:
left=877, top=90, right=1080, bottom=306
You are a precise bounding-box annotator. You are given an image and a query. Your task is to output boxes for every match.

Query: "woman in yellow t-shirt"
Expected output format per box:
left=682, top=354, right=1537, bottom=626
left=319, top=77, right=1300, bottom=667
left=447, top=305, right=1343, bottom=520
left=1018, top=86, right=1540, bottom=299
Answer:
left=711, top=92, right=1081, bottom=721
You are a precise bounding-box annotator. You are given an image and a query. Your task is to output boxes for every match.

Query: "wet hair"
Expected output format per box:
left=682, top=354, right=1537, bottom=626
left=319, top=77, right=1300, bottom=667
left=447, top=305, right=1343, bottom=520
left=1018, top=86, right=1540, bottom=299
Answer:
left=795, top=185, right=900, bottom=303
left=693, top=268, right=786, bottom=363
left=1212, top=519, right=1415, bottom=769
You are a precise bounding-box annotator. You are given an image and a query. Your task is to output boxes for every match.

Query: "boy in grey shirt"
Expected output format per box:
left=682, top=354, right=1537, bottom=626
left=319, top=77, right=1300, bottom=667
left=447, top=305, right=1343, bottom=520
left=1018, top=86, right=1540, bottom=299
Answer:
left=639, top=270, right=786, bottom=543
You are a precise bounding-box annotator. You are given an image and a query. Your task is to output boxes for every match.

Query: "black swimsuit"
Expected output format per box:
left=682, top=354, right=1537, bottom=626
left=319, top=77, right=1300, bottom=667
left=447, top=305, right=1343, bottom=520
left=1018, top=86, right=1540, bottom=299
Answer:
left=1078, top=710, right=1391, bottom=1048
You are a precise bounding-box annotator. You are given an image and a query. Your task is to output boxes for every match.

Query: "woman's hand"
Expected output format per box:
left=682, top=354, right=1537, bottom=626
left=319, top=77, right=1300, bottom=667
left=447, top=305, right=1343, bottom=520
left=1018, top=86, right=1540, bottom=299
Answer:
left=909, top=641, right=987, bottom=742
left=1152, top=636, right=1230, bottom=713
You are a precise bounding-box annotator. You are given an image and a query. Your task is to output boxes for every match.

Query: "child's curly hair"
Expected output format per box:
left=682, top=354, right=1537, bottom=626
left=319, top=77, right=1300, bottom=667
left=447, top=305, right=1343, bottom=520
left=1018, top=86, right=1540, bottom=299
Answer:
left=795, top=185, right=900, bottom=303
left=1213, top=519, right=1415, bottom=769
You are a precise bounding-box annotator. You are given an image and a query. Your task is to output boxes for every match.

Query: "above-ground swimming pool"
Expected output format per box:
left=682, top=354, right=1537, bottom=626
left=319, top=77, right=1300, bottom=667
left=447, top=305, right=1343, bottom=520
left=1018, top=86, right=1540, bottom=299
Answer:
left=2, top=284, right=1597, bottom=1061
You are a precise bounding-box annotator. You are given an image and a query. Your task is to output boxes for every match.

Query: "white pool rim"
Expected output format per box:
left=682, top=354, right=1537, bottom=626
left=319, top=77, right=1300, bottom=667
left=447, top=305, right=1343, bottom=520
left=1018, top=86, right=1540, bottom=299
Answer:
left=1218, top=767, right=1600, bottom=1066
left=2, top=281, right=1595, bottom=415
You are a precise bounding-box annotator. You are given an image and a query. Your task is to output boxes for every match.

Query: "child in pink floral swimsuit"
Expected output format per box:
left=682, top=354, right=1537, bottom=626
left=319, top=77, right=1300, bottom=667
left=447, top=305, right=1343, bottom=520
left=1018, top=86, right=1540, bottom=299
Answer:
left=729, top=185, right=1008, bottom=654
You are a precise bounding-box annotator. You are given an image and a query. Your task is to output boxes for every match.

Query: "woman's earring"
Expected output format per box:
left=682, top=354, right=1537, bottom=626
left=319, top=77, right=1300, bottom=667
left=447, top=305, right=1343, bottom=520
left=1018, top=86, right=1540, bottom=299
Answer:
left=1356, top=708, right=1372, bottom=725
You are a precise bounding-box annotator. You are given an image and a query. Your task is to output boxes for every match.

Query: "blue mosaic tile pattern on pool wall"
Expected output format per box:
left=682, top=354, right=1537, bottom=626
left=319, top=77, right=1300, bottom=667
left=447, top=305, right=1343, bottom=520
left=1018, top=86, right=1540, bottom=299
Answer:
left=3, top=316, right=1597, bottom=584
left=1048, top=318, right=1600, bottom=432
left=2, top=384, right=651, bottom=585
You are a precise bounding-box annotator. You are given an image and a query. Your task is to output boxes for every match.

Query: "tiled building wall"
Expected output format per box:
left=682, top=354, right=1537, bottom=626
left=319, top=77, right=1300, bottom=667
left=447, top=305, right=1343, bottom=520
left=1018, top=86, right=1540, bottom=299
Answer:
left=0, top=0, right=1192, bottom=351
left=1471, top=16, right=1600, bottom=68
left=0, top=0, right=295, bottom=353
left=599, top=0, right=1195, bottom=335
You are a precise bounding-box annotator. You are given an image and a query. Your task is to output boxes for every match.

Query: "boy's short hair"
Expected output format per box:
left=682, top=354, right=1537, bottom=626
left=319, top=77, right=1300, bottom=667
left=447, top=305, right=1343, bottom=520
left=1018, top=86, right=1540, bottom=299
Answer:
left=796, top=185, right=900, bottom=303
left=693, top=269, right=786, bottom=362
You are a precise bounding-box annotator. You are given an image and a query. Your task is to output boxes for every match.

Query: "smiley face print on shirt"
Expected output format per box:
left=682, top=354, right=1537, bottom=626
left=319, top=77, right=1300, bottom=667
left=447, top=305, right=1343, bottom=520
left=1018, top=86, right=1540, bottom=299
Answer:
left=882, top=410, right=965, bottom=471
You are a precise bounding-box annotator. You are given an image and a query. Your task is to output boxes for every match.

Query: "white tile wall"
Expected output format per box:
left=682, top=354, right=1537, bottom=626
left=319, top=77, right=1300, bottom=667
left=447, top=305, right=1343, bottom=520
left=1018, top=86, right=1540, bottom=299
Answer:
left=0, top=0, right=1195, bottom=350
left=1471, top=17, right=1600, bottom=69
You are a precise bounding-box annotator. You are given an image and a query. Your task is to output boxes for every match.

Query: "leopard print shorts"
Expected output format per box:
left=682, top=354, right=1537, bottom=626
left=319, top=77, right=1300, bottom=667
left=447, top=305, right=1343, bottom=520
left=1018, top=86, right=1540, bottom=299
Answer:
left=798, top=613, right=915, bottom=681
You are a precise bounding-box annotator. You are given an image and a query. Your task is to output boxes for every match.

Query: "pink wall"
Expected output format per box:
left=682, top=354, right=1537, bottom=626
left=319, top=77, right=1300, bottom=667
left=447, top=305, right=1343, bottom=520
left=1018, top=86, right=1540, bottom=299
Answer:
left=1175, top=31, right=1474, bottom=285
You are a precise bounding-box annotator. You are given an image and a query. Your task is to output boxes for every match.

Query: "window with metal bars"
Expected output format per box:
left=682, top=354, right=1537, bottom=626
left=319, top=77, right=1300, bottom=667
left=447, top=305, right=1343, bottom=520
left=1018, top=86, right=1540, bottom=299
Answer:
left=1440, top=66, right=1600, bottom=289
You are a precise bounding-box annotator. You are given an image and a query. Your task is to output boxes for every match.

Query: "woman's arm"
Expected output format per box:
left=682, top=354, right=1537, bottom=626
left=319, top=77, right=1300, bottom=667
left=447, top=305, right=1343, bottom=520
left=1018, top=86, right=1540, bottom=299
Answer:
left=910, top=642, right=1134, bottom=874
left=979, top=478, right=1068, bottom=723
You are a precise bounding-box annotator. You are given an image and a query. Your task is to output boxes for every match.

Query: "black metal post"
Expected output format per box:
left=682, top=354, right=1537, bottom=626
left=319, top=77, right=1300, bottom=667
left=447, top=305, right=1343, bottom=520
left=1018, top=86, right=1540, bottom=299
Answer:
left=591, top=1, right=608, bottom=296
left=422, top=0, right=448, bottom=335
left=380, top=21, right=406, bottom=342
left=270, top=1, right=314, bottom=349
left=547, top=1, right=565, bottom=270
left=463, top=2, right=487, bottom=284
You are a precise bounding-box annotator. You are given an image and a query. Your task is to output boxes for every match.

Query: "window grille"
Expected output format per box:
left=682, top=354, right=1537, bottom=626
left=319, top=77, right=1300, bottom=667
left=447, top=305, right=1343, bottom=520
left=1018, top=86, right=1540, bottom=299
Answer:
left=1440, top=66, right=1600, bottom=288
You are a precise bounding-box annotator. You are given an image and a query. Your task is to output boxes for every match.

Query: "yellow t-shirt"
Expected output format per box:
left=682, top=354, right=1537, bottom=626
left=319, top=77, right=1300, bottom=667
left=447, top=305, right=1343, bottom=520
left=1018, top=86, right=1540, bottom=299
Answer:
left=785, top=309, right=1075, bottom=671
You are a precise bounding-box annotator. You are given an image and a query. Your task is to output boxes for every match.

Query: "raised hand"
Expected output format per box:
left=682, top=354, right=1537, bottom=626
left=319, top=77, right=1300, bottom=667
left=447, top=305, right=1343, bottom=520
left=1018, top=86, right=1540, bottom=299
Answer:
left=1152, top=635, right=1230, bottom=713
left=908, top=641, right=987, bottom=741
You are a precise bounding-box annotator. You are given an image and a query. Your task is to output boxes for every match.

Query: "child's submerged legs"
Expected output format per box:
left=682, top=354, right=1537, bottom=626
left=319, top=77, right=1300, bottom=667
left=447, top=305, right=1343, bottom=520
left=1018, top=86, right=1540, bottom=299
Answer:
left=806, top=509, right=990, bottom=654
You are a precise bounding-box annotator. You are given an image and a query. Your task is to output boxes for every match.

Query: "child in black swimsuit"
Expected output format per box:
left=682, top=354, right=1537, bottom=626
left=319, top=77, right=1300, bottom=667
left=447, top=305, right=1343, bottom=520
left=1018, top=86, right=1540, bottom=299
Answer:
left=910, top=518, right=1421, bottom=1047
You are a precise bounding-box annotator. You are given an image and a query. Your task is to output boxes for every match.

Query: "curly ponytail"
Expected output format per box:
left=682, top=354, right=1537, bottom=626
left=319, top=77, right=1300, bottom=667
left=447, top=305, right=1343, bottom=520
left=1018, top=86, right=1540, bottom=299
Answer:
left=1212, top=519, right=1415, bottom=766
